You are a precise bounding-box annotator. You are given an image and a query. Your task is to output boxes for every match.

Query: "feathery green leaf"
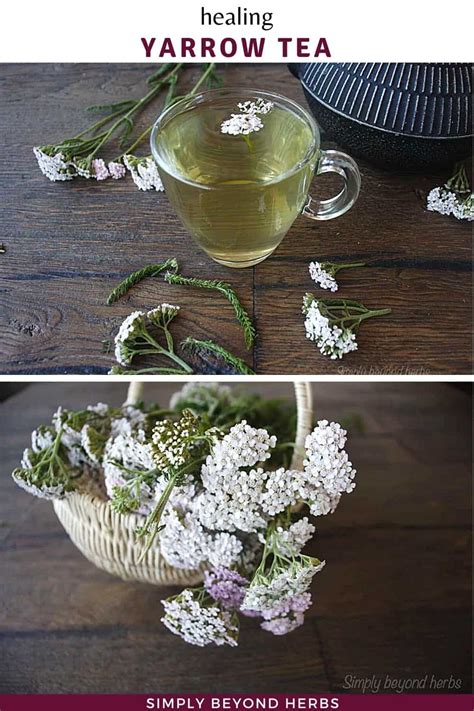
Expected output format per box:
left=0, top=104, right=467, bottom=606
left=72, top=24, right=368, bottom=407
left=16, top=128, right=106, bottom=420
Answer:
left=165, top=273, right=256, bottom=349
left=107, top=258, right=179, bottom=305
left=181, top=337, right=255, bottom=375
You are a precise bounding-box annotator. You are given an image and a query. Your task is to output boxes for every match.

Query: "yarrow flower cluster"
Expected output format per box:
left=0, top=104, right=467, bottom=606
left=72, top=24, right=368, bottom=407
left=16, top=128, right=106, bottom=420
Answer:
left=309, top=261, right=339, bottom=291
left=221, top=98, right=274, bottom=136
left=111, top=305, right=191, bottom=375
left=426, top=163, right=473, bottom=221
left=33, top=148, right=74, bottom=182
left=12, top=383, right=357, bottom=647
left=303, top=296, right=358, bottom=360
left=162, top=590, right=239, bottom=647
left=308, top=261, right=366, bottom=293
left=33, top=147, right=127, bottom=183
left=123, top=155, right=164, bottom=191
left=427, top=186, right=473, bottom=221
left=204, top=567, right=249, bottom=609
left=303, top=293, right=391, bottom=360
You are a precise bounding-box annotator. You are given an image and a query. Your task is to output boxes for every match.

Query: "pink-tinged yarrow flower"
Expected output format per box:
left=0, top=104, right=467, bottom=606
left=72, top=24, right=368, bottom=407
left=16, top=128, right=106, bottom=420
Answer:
left=204, top=567, right=249, bottom=610
left=91, top=158, right=109, bottom=181
left=108, top=161, right=126, bottom=179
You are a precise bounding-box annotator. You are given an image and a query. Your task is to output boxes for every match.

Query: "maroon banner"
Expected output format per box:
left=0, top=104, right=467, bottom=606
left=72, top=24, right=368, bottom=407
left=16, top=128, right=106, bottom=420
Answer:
left=0, top=695, right=472, bottom=711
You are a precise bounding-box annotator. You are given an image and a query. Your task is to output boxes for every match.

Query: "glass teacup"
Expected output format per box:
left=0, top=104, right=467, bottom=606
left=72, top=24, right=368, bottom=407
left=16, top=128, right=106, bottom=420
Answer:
left=151, top=88, right=360, bottom=268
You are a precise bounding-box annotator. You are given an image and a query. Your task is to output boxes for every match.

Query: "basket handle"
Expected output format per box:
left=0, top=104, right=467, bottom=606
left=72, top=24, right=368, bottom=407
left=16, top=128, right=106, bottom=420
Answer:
left=290, top=382, right=313, bottom=470
left=124, top=381, right=313, bottom=468
left=125, top=381, right=145, bottom=405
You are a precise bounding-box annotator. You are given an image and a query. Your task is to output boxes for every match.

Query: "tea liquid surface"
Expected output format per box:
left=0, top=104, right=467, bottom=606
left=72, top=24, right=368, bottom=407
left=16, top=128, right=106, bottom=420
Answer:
left=155, top=104, right=316, bottom=267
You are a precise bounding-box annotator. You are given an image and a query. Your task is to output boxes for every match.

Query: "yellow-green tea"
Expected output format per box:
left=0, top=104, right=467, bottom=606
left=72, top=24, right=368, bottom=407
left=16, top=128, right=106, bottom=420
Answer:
left=153, top=103, right=317, bottom=267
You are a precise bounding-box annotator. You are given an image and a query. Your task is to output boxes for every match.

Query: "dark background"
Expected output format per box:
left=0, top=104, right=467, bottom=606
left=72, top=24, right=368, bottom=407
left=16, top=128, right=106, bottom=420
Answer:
left=0, top=381, right=471, bottom=693
left=0, top=63, right=472, bottom=375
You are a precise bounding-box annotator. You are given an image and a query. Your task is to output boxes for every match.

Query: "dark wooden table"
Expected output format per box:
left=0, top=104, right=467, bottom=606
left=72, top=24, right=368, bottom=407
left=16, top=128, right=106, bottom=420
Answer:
left=1, top=382, right=471, bottom=693
left=0, top=64, right=472, bottom=375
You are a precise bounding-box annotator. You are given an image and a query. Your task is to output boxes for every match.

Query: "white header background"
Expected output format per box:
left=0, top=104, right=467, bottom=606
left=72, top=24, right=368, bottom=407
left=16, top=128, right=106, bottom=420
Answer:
left=1, top=0, right=473, bottom=62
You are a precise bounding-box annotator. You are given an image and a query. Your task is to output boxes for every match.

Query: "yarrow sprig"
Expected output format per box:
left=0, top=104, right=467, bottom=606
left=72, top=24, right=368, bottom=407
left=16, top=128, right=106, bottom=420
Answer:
left=309, top=261, right=366, bottom=292
left=303, top=293, right=391, bottom=360
left=33, top=64, right=183, bottom=184
left=12, top=383, right=357, bottom=647
left=111, top=307, right=192, bottom=374
left=33, top=64, right=220, bottom=190
left=426, top=162, right=473, bottom=221
left=105, top=260, right=255, bottom=375
left=162, top=589, right=239, bottom=647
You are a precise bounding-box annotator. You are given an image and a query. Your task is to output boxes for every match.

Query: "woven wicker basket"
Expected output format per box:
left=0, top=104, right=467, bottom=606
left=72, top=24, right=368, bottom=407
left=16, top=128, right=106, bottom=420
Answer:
left=53, top=382, right=313, bottom=587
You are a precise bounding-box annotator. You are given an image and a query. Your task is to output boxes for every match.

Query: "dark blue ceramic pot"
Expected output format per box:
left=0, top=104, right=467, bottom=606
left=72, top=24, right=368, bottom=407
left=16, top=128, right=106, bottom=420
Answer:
left=289, top=63, right=472, bottom=171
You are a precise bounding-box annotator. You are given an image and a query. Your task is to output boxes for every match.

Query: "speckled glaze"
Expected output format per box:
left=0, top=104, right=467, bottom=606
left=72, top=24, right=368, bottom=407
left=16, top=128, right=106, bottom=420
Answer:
left=289, top=63, right=472, bottom=171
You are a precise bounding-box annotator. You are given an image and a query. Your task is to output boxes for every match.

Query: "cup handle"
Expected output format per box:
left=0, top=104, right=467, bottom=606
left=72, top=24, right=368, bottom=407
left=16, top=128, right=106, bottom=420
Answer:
left=302, top=149, right=361, bottom=221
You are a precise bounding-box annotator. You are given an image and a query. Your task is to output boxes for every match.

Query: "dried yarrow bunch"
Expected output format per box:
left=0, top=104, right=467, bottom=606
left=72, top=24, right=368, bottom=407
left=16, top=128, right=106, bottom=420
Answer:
left=33, top=64, right=220, bottom=190
left=12, top=383, right=356, bottom=647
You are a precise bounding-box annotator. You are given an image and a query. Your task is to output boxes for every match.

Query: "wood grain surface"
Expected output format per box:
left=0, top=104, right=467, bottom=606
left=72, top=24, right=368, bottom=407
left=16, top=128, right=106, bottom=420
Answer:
left=0, top=64, right=472, bottom=374
left=0, top=382, right=471, bottom=693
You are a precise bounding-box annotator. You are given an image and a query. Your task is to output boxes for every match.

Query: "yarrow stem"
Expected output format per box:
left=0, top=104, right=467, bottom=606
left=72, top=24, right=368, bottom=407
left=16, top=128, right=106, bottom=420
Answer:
left=88, top=64, right=184, bottom=161
left=111, top=308, right=194, bottom=374
left=136, top=469, right=181, bottom=561
left=116, top=63, right=218, bottom=161
left=132, top=329, right=192, bottom=373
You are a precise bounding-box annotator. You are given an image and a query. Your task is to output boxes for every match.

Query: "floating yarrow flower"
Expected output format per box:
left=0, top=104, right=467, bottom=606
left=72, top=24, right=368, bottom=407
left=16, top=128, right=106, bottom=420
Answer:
left=220, top=98, right=274, bottom=137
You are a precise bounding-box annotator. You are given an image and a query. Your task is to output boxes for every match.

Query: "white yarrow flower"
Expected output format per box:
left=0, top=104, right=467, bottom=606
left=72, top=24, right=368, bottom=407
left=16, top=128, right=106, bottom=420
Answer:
left=147, top=303, right=180, bottom=328
left=12, top=471, right=70, bottom=501
left=33, top=147, right=74, bottom=181
left=221, top=98, right=274, bottom=137
left=242, top=559, right=325, bottom=613
left=302, top=420, right=356, bottom=513
left=269, top=518, right=316, bottom=557
left=427, top=186, right=473, bottom=221
left=309, top=261, right=339, bottom=292
left=113, top=310, right=146, bottom=366
left=161, top=590, right=238, bottom=647
left=304, top=300, right=358, bottom=360
left=221, top=113, right=264, bottom=136
left=124, top=155, right=164, bottom=191
left=237, top=99, right=274, bottom=115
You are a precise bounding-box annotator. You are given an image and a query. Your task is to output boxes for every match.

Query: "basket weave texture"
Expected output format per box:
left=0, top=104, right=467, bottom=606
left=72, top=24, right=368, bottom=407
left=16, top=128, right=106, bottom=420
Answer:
left=53, top=382, right=313, bottom=586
